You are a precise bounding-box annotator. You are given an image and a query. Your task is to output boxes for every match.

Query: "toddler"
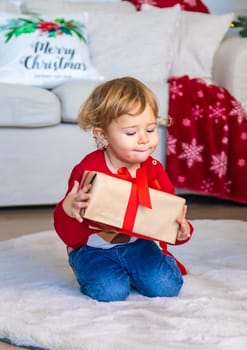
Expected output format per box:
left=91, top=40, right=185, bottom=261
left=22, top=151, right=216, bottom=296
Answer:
left=54, top=77, right=193, bottom=302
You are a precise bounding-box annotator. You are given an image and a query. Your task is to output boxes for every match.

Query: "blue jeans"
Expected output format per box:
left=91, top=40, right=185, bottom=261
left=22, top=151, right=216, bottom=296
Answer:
left=68, top=239, right=183, bottom=302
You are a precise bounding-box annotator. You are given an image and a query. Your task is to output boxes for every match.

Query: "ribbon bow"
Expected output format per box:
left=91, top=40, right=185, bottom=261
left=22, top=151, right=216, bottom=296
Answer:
left=117, top=167, right=153, bottom=232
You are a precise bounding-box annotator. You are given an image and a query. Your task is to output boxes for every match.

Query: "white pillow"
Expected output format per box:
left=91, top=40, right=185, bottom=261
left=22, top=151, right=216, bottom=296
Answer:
left=0, top=0, right=21, bottom=13
left=89, top=5, right=181, bottom=82
left=170, top=11, right=234, bottom=82
left=142, top=5, right=234, bottom=83
left=21, top=0, right=135, bottom=15
left=0, top=12, right=101, bottom=88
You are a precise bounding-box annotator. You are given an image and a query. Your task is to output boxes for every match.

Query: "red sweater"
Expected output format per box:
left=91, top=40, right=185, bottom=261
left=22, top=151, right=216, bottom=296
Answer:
left=54, top=150, right=193, bottom=274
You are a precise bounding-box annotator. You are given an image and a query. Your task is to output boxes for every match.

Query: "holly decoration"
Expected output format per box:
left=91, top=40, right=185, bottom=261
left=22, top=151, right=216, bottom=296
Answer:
left=3, top=16, right=87, bottom=43
left=231, top=16, right=247, bottom=38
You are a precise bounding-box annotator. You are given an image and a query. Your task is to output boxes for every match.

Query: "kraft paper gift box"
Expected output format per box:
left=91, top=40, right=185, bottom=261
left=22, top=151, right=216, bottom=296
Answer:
left=80, top=170, right=186, bottom=244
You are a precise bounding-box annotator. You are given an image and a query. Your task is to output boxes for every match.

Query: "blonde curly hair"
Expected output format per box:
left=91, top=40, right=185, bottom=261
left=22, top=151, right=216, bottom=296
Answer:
left=78, top=77, right=159, bottom=131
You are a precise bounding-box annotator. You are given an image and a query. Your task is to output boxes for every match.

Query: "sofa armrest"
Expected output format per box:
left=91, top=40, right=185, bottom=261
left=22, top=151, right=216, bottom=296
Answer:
left=213, top=36, right=247, bottom=113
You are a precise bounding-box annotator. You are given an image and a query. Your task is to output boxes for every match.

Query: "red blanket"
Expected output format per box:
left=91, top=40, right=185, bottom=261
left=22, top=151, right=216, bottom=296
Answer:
left=166, top=76, right=247, bottom=204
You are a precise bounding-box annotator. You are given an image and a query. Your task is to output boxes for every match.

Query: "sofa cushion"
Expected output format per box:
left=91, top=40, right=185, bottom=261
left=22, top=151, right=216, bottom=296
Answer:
left=53, top=79, right=169, bottom=123
left=0, top=83, right=61, bottom=127
left=0, top=12, right=101, bottom=89
left=53, top=80, right=102, bottom=123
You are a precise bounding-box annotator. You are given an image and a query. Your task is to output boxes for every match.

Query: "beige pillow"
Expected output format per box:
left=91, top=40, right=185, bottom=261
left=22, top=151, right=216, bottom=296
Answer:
left=142, top=5, right=234, bottom=83
left=88, top=5, right=181, bottom=82
left=170, top=11, right=234, bottom=82
left=0, top=0, right=21, bottom=13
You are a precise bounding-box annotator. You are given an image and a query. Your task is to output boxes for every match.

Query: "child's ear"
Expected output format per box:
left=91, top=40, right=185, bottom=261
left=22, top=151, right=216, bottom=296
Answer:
left=93, top=128, right=109, bottom=149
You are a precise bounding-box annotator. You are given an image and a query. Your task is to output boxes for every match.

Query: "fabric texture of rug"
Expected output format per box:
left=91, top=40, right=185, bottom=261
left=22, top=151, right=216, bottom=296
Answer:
left=0, top=219, right=247, bottom=350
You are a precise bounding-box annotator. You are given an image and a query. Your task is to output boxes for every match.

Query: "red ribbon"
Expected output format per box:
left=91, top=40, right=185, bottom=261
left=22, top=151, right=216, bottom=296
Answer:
left=83, top=167, right=162, bottom=238
left=117, top=167, right=153, bottom=232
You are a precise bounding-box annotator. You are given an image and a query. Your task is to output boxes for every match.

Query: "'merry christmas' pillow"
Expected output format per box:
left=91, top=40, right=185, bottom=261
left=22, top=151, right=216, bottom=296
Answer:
left=0, top=13, right=101, bottom=88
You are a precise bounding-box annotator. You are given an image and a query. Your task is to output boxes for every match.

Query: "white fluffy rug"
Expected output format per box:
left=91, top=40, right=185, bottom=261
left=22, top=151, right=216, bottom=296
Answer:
left=0, top=220, right=247, bottom=350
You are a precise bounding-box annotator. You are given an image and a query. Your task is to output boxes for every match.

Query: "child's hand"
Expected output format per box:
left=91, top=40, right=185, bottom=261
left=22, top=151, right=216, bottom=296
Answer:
left=176, top=205, right=191, bottom=241
left=62, top=180, right=91, bottom=223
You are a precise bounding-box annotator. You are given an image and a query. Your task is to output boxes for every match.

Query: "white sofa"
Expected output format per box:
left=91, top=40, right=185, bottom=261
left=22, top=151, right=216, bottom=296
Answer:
left=0, top=0, right=247, bottom=206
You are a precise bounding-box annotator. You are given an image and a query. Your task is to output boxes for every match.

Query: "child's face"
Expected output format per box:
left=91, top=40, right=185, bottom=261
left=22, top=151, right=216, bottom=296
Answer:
left=104, top=104, right=158, bottom=168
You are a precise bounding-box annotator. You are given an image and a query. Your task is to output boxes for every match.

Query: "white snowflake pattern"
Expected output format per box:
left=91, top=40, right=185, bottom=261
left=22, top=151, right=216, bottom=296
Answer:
left=222, top=136, right=228, bottom=145
left=208, top=102, right=226, bottom=124
left=216, top=93, right=225, bottom=100
left=222, top=123, right=229, bottom=145
left=182, top=118, right=191, bottom=127
left=166, top=133, right=177, bottom=155
left=192, top=104, right=203, bottom=120
left=201, top=179, right=214, bottom=193
left=210, top=151, right=227, bottom=178
left=241, top=132, right=247, bottom=141
left=238, top=158, right=246, bottom=167
left=183, top=0, right=197, bottom=6
left=178, top=175, right=186, bottom=183
left=224, top=180, right=232, bottom=193
left=197, top=90, right=204, bottom=98
left=139, top=0, right=158, bottom=6
left=169, top=80, right=183, bottom=100
left=229, top=100, right=246, bottom=124
left=178, top=138, right=204, bottom=168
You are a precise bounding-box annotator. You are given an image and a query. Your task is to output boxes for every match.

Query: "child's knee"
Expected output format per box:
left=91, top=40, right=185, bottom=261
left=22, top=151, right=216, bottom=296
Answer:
left=143, top=274, right=183, bottom=298
left=82, top=281, right=130, bottom=302
left=161, top=274, right=184, bottom=297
